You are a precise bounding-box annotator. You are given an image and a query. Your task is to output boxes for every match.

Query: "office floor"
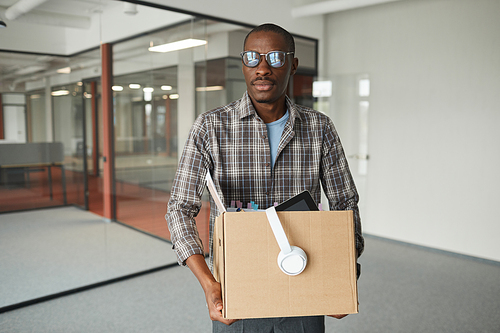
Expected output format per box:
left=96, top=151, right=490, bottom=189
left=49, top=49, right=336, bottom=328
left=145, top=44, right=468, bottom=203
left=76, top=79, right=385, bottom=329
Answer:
left=0, top=206, right=177, bottom=308
left=1, top=231, right=499, bottom=332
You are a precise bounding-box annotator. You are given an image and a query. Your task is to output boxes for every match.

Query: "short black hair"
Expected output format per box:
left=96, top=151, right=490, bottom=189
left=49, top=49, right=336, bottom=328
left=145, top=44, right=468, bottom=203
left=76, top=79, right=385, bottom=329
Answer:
left=243, top=23, right=295, bottom=53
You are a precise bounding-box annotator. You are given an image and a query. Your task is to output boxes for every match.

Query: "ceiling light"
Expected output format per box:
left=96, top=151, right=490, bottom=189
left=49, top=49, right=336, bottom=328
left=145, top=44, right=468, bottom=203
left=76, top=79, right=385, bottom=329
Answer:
left=196, top=86, right=224, bottom=92
left=112, top=85, right=124, bottom=91
left=169, top=94, right=179, bottom=100
left=143, top=87, right=154, bottom=93
left=51, top=90, right=70, bottom=96
left=57, top=67, right=71, bottom=74
left=129, top=83, right=141, bottom=89
left=161, top=85, right=172, bottom=91
left=148, top=38, right=207, bottom=53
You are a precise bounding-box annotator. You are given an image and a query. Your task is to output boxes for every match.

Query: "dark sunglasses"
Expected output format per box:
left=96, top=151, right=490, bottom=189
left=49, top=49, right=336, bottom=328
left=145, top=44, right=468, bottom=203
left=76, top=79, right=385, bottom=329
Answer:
left=240, top=50, right=294, bottom=68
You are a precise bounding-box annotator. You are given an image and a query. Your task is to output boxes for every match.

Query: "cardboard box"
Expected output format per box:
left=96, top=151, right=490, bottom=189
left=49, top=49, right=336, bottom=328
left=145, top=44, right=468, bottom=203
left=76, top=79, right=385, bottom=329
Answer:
left=213, top=210, right=358, bottom=319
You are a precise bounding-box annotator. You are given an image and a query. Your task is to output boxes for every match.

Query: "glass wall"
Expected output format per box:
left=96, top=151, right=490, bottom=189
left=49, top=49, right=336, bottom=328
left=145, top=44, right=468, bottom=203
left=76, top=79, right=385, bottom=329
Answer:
left=195, top=57, right=247, bottom=117
left=111, top=66, right=180, bottom=241
left=0, top=47, right=103, bottom=212
left=109, top=19, right=228, bottom=250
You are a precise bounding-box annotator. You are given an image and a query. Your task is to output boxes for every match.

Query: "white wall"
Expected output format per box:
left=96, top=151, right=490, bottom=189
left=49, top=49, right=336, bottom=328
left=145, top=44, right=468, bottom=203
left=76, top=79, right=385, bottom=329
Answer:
left=325, top=0, right=500, bottom=261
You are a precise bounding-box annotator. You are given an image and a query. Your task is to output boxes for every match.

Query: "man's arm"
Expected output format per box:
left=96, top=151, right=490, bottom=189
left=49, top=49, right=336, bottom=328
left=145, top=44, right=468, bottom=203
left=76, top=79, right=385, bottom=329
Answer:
left=167, top=112, right=215, bottom=266
left=186, top=254, right=238, bottom=326
left=320, top=119, right=364, bottom=258
left=167, top=115, right=236, bottom=325
left=320, top=119, right=364, bottom=320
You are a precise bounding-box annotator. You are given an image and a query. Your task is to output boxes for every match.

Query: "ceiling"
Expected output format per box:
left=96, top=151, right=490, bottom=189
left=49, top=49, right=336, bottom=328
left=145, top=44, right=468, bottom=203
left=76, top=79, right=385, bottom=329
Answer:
left=0, top=0, right=402, bottom=49
left=0, top=0, right=396, bottom=93
left=0, top=0, right=115, bottom=23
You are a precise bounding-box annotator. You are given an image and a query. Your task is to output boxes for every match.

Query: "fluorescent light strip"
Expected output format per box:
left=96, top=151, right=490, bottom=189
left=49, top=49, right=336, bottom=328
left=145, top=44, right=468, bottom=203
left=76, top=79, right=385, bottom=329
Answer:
left=148, top=38, right=207, bottom=53
left=129, top=83, right=141, bottom=89
left=112, top=86, right=124, bottom=91
left=57, top=67, right=71, bottom=74
left=51, top=90, right=70, bottom=96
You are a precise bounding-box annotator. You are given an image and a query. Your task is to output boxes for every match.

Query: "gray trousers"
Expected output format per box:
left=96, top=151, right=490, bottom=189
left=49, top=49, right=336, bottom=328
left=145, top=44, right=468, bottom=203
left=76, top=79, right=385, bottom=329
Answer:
left=212, top=316, right=325, bottom=333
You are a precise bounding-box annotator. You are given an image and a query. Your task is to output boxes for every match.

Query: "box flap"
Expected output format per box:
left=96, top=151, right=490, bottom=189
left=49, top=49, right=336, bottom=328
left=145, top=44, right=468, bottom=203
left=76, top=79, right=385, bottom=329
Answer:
left=213, top=213, right=226, bottom=315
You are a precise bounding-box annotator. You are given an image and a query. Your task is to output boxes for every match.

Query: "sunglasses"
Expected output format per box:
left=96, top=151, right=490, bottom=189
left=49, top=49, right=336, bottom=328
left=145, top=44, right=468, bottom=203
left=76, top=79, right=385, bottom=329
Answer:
left=240, top=50, right=294, bottom=68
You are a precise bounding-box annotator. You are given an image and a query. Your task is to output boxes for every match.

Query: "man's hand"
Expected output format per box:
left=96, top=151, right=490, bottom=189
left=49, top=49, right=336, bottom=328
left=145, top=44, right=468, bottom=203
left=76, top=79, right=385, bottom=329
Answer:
left=186, top=254, right=239, bottom=326
left=328, top=314, right=348, bottom=319
left=204, top=280, right=239, bottom=325
left=328, top=301, right=358, bottom=319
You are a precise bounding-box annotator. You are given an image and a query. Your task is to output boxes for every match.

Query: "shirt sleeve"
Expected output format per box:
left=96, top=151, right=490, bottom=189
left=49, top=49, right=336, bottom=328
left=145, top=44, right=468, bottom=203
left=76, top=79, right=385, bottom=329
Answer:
left=166, top=115, right=211, bottom=266
left=320, top=118, right=365, bottom=258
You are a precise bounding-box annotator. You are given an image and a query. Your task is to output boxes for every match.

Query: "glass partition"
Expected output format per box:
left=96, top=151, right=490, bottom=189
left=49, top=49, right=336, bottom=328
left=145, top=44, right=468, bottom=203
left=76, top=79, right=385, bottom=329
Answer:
left=195, top=57, right=247, bottom=117
left=111, top=19, right=212, bottom=249
left=111, top=66, right=179, bottom=241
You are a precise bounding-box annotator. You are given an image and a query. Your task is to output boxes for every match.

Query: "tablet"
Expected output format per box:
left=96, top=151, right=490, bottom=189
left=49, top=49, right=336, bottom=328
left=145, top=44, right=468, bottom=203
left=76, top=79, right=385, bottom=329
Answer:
left=275, top=190, right=319, bottom=211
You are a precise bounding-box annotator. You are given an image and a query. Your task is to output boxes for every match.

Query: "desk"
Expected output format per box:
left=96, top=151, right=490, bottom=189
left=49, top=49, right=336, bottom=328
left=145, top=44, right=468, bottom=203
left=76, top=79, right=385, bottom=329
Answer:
left=0, top=142, right=67, bottom=204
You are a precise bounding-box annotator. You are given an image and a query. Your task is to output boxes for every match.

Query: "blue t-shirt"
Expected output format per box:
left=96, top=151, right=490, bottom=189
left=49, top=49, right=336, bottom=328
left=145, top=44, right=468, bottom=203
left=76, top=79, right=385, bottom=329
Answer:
left=266, top=110, right=289, bottom=168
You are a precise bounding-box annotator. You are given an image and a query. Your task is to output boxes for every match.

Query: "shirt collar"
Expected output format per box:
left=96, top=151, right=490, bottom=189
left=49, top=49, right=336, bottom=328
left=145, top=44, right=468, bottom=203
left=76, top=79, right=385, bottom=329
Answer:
left=239, top=91, right=304, bottom=126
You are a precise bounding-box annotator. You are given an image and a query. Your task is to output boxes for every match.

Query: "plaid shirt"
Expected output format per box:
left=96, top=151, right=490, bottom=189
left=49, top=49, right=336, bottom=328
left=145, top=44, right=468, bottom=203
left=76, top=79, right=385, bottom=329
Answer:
left=167, top=92, right=364, bottom=268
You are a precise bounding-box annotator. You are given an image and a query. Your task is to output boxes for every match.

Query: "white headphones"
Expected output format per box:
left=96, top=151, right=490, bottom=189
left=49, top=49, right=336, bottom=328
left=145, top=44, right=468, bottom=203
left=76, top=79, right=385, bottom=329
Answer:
left=265, top=207, right=308, bottom=276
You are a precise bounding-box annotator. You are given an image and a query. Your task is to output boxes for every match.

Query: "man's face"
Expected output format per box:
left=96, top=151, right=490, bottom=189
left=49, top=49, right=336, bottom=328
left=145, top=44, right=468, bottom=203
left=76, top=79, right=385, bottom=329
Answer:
left=242, top=31, right=298, bottom=106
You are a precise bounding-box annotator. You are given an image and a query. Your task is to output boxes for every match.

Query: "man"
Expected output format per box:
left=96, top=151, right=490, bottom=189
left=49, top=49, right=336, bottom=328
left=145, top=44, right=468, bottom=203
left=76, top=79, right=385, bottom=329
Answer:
left=167, top=23, right=364, bottom=332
